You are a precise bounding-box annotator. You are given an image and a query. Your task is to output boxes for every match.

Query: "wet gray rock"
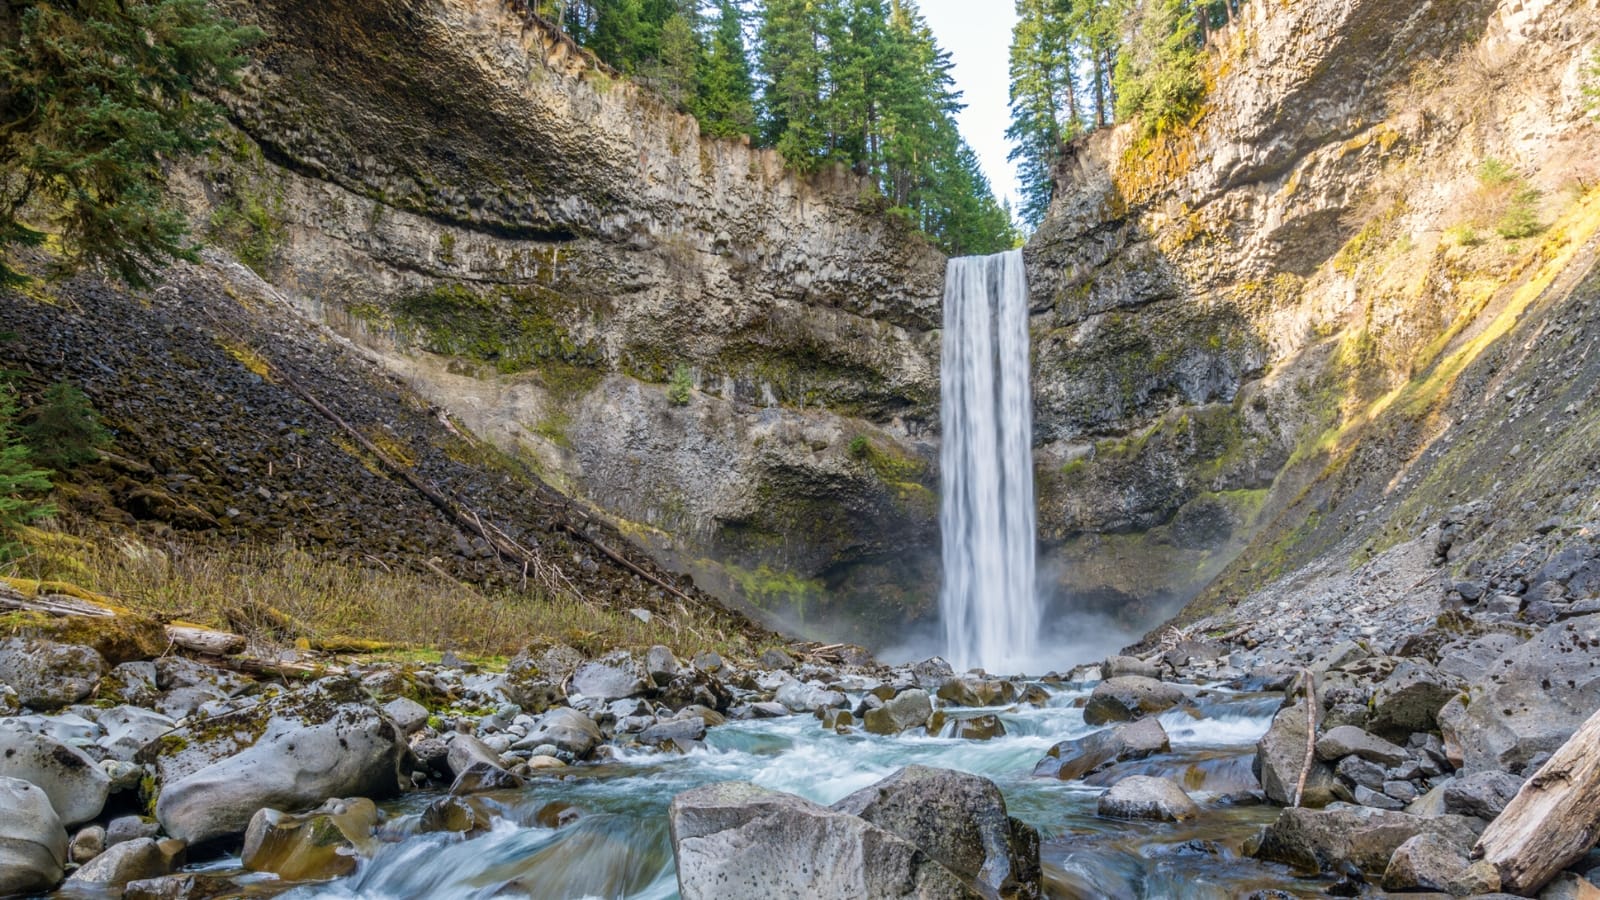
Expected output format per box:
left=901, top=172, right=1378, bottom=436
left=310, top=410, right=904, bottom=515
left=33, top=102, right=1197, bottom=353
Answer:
left=1034, top=718, right=1169, bottom=781
left=0, top=726, right=112, bottom=826
left=1255, top=700, right=1337, bottom=807
left=1315, top=726, right=1408, bottom=767
left=775, top=679, right=847, bottom=713
left=1096, top=776, right=1200, bottom=823
left=66, top=838, right=182, bottom=885
left=0, top=776, right=67, bottom=895
left=521, top=707, right=603, bottom=758
left=833, top=765, right=1042, bottom=900
left=1251, top=806, right=1483, bottom=877
left=669, top=781, right=977, bottom=899
left=445, top=734, right=503, bottom=777
left=449, top=760, right=525, bottom=795
left=1381, top=832, right=1500, bottom=894
left=569, top=652, right=647, bottom=702
left=1438, top=614, right=1600, bottom=773
left=646, top=646, right=680, bottom=686
left=1082, top=677, right=1184, bottom=726
left=1353, top=784, right=1405, bottom=811
left=863, top=689, right=934, bottom=736
left=758, top=648, right=797, bottom=670
left=155, top=701, right=407, bottom=845
left=1102, top=656, right=1162, bottom=679
left=0, top=639, right=106, bottom=710
left=935, top=677, right=1018, bottom=708
left=640, top=716, right=707, bottom=746
left=1441, top=770, right=1525, bottom=820
left=382, top=698, right=430, bottom=736
left=1366, top=660, right=1461, bottom=740
left=97, top=706, right=178, bottom=762
left=102, top=662, right=160, bottom=707
left=105, top=816, right=161, bottom=848
left=911, top=657, right=955, bottom=690
left=69, top=825, right=105, bottom=864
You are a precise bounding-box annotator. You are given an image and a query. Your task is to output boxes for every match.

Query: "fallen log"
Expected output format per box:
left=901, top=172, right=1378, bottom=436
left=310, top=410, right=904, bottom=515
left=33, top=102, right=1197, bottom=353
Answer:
left=165, top=625, right=247, bottom=656
left=1475, top=704, right=1600, bottom=895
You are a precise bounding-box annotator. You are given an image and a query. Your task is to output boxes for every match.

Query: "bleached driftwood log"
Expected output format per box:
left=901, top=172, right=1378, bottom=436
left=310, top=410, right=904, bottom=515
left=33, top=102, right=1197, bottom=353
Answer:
left=164, top=625, right=247, bottom=656
left=1476, top=705, right=1600, bottom=895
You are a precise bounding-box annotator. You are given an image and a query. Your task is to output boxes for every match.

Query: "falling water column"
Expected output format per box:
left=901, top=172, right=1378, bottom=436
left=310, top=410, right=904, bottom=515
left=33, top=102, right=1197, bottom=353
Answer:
left=940, top=249, right=1039, bottom=674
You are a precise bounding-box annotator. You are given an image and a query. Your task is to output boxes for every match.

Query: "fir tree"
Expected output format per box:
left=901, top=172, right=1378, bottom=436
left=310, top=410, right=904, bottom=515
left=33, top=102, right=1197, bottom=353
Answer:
left=694, top=1, right=757, bottom=138
left=0, top=0, right=260, bottom=287
left=22, top=379, right=109, bottom=470
left=1112, top=0, right=1204, bottom=135
left=0, top=383, right=54, bottom=559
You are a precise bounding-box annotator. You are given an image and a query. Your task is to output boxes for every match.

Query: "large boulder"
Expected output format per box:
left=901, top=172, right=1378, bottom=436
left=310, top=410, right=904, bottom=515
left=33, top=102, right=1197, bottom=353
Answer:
left=154, top=690, right=407, bottom=845
left=0, top=638, right=106, bottom=710
left=1254, top=700, right=1337, bottom=807
left=1034, top=718, right=1169, bottom=781
left=775, top=679, right=847, bottom=713
left=1381, top=832, right=1501, bottom=895
left=0, top=726, right=112, bottom=826
left=1082, top=677, right=1183, bottom=726
left=568, top=652, right=647, bottom=702
left=864, top=689, right=934, bottom=736
left=1438, top=614, right=1600, bottom=773
left=0, top=776, right=67, bottom=895
left=935, top=678, right=1018, bottom=708
left=1366, top=660, right=1462, bottom=740
left=832, top=766, right=1042, bottom=900
left=520, top=707, right=603, bottom=759
left=668, top=781, right=977, bottom=899
left=1251, top=806, right=1483, bottom=876
left=1096, top=776, right=1199, bottom=823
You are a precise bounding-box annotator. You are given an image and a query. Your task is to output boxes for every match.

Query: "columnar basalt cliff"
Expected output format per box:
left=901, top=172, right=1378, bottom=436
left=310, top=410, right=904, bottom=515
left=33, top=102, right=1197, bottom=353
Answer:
left=182, top=0, right=950, bottom=642
left=1025, top=0, right=1600, bottom=641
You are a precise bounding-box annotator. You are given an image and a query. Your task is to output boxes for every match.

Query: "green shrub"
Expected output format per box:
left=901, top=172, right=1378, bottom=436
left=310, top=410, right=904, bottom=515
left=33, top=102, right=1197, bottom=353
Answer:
left=667, top=364, right=694, bottom=406
left=1476, top=157, right=1517, bottom=188
left=1496, top=186, right=1543, bottom=239
left=0, top=385, right=55, bottom=560
left=847, top=435, right=870, bottom=460
left=22, top=381, right=110, bottom=470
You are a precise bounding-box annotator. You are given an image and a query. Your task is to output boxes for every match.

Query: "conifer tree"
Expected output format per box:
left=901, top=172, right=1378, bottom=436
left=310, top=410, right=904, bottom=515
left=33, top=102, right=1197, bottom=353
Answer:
left=1112, top=0, right=1203, bottom=135
left=0, top=0, right=260, bottom=287
left=695, top=1, right=757, bottom=138
left=22, top=380, right=109, bottom=470
left=0, top=383, right=54, bottom=560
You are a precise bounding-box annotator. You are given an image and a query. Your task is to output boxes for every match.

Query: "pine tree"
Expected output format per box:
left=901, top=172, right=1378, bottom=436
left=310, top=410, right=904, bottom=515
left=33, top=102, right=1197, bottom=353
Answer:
left=694, top=0, right=757, bottom=138
left=653, top=11, right=701, bottom=106
left=0, top=0, right=260, bottom=287
left=758, top=0, right=830, bottom=170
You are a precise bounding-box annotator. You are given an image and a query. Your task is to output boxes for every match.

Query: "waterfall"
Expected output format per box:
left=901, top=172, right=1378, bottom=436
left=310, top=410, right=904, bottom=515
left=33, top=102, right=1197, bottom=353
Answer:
left=940, top=249, right=1038, bottom=674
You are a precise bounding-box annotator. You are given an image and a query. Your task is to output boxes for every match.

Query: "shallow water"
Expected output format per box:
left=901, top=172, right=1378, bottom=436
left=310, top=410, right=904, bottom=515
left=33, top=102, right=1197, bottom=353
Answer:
left=243, top=685, right=1331, bottom=899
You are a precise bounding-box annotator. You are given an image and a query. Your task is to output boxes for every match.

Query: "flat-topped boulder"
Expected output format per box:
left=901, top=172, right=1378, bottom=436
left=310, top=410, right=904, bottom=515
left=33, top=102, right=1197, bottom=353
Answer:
left=1082, top=677, right=1183, bottom=726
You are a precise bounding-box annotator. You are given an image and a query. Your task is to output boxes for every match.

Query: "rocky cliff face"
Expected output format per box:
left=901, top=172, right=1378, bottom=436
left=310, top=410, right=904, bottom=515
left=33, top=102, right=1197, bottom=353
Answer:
left=183, top=0, right=949, bottom=643
left=1025, top=0, right=1600, bottom=634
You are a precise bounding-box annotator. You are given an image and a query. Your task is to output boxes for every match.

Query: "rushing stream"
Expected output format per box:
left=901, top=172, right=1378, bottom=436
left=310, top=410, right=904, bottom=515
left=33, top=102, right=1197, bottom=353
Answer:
left=219, top=684, right=1332, bottom=900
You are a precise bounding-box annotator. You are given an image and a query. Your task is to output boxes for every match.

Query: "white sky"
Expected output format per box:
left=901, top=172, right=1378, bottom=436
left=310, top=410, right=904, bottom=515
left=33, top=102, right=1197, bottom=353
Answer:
left=919, top=0, right=1022, bottom=213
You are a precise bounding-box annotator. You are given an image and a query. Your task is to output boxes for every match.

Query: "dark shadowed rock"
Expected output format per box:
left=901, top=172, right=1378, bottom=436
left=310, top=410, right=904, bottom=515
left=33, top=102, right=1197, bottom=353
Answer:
left=1441, top=771, right=1525, bottom=820
left=1096, top=776, right=1199, bottom=823
left=833, top=765, right=1042, bottom=899
left=669, top=781, right=977, bottom=899
left=1367, top=660, right=1462, bottom=740
left=1251, top=806, right=1483, bottom=876
left=1034, top=718, right=1170, bottom=781
left=1083, top=677, right=1184, bottom=726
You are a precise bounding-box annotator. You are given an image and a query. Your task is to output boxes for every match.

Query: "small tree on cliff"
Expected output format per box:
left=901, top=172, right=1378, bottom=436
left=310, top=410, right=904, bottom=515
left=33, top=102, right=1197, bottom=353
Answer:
left=0, top=383, right=54, bottom=560
left=0, top=0, right=260, bottom=287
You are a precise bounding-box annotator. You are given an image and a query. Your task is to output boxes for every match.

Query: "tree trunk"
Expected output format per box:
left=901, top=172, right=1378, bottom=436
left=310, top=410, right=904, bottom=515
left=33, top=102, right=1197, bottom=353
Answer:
left=1475, top=705, right=1600, bottom=895
left=165, top=625, right=247, bottom=656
